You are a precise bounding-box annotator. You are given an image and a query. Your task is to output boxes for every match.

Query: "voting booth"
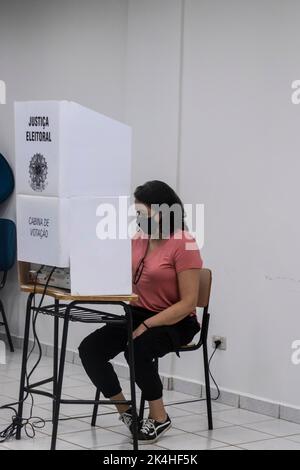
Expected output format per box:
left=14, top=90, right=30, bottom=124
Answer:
left=15, top=100, right=132, bottom=295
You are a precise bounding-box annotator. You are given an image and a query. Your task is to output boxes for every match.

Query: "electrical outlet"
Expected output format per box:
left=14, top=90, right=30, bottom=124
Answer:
left=212, top=335, right=227, bottom=351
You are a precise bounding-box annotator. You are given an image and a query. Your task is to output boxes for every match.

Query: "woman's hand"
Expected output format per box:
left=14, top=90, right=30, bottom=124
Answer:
left=132, top=323, right=148, bottom=340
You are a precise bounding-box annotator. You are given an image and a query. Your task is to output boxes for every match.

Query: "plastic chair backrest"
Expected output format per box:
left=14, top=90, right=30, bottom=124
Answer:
left=0, top=219, right=17, bottom=272
left=197, top=268, right=212, bottom=308
left=0, top=153, right=14, bottom=203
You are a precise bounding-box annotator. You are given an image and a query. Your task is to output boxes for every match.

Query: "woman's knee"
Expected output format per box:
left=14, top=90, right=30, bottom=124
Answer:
left=78, top=329, right=100, bottom=360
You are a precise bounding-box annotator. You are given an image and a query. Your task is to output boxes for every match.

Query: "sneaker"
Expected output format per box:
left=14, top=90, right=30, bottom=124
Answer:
left=119, top=408, right=134, bottom=432
left=136, top=415, right=172, bottom=444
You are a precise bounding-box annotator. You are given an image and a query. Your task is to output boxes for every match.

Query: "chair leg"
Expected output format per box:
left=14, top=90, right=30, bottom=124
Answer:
left=203, top=341, right=213, bottom=430
left=0, top=298, right=14, bottom=352
left=91, top=389, right=100, bottom=427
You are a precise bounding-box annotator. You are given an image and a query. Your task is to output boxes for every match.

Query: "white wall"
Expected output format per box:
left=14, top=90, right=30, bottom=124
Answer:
left=125, top=0, right=183, bottom=188
left=176, top=0, right=300, bottom=407
left=1, top=0, right=300, bottom=409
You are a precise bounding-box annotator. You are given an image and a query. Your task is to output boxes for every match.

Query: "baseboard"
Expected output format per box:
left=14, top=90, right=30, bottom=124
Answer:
left=1, top=333, right=299, bottom=424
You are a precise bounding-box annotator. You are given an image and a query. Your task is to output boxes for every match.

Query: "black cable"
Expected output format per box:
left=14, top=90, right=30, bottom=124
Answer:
left=0, top=266, right=56, bottom=442
left=208, top=345, right=221, bottom=401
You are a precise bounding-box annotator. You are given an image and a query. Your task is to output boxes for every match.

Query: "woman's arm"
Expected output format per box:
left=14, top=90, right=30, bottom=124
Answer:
left=145, top=269, right=201, bottom=327
left=132, top=269, right=201, bottom=339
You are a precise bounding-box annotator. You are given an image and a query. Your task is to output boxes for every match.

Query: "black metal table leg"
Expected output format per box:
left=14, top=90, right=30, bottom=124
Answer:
left=52, top=300, right=59, bottom=423
left=139, top=395, right=145, bottom=421
left=125, top=305, right=138, bottom=450
left=16, top=293, right=34, bottom=439
left=51, top=303, right=71, bottom=450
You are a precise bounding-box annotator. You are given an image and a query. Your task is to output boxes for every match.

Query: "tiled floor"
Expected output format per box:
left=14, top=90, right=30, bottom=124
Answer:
left=1, top=350, right=300, bottom=450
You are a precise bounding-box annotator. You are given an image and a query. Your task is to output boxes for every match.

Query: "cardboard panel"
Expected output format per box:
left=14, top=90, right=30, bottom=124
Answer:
left=70, top=196, right=132, bottom=295
left=15, top=100, right=132, bottom=198
left=16, top=195, right=70, bottom=267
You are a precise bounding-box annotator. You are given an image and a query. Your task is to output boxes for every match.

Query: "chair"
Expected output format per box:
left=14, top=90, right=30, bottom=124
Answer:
left=91, top=268, right=213, bottom=430
left=0, top=153, right=14, bottom=203
left=0, top=219, right=17, bottom=352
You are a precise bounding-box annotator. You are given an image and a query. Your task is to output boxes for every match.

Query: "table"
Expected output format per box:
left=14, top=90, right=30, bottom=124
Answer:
left=16, top=284, right=139, bottom=450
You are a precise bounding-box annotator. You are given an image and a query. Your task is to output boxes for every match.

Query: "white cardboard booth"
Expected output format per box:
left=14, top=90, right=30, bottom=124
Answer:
left=15, top=100, right=132, bottom=295
left=15, top=100, right=132, bottom=197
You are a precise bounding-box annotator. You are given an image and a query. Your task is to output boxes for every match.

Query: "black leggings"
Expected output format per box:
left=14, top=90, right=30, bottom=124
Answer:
left=78, top=306, right=200, bottom=401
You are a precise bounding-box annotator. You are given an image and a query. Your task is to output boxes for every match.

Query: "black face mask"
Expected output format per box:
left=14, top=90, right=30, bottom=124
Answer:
left=137, top=214, right=159, bottom=236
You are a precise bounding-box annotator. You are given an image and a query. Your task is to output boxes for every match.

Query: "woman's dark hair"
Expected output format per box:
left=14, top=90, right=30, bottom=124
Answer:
left=134, top=180, right=186, bottom=235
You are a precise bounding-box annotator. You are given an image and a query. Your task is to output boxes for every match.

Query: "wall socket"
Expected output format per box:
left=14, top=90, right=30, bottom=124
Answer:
left=212, top=335, right=227, bottom=351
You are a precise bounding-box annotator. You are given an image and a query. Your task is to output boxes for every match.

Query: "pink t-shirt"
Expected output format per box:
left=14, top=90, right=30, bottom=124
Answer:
left=131, top=230, right=203, bottom=314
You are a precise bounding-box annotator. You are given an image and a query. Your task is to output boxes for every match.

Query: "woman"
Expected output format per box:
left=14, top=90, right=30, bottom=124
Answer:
left=79, top=180, right=203, bottom=444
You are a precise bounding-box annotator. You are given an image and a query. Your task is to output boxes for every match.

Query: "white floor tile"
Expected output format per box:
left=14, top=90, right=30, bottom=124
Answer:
left=41, top=376, right=87, bottom=390
left=214, top=446, right=242, bottom=450
left=1, top=434, right=84, bottom=450
left=66, top=373, right=90, bottom=384
left=154, top=432, right=225, bottom=450
left=0, top=394, right=15, bottom=407
left=0, top=375, right=17, bottom=384
left=162, top=390, right=199, bottom=403
left=285, top=434, right=300, bottom=444
left=212, top=408, right=274, bottom=426
left=172, top=414, right=231, bottom=433
left=82, top=412, right=122, bottom=428
left=165, top=406, right=194, bottom=418
left=75, top=411, right=122, bottom=428
left=240, top=437, right=300, bottom=450
left=40, top=402, right=110, bottom=418
left=0, top=381, right=22, bottom=398
left=63, top=384, right=98, bottom=399
left=38, top=417, right=96, bottom=436
left=94, top=443, right=163, bottom=451
left=175, top=400, right=234, bottom=415
left=60, top=427, right=130, bottom=449
left=72, top=407, right=115, bottom=424
left=242, top=419, right=300, bottom=437
left=198, top=426, right=272, bottom=445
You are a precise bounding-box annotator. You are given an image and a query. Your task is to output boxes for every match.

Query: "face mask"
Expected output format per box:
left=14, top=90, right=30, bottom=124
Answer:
left=137, top=214, right=159, bottom=236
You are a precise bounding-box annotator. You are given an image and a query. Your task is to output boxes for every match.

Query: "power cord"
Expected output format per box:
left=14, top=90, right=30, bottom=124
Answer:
left=209, top=340, right=221, bottom=401
left=0, top=266, right=56, bottom=442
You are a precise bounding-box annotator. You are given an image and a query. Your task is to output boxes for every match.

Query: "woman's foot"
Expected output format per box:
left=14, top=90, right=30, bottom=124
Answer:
left=119, top=407, right=135, bottom=432
left=135, top=414, right=172, bottom=444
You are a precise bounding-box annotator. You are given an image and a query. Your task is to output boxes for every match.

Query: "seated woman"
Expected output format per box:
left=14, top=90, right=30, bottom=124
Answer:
left=79, top=180, right=203, bottom=444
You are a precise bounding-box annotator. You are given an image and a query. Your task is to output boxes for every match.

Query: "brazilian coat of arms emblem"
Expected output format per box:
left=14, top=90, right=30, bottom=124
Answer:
left=29, top=153, right=48, bottom=192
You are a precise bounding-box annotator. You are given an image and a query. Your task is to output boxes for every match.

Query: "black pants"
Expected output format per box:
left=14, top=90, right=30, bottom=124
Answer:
left=78, top=306, right=200, bottom=401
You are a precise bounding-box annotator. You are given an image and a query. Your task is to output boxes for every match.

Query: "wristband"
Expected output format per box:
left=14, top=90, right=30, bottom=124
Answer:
left=143, top=321, right=150, bottom=330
